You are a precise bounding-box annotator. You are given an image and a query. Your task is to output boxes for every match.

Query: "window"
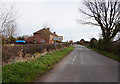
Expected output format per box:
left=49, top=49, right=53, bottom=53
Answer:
left=41, top=39, right=45, bottom=42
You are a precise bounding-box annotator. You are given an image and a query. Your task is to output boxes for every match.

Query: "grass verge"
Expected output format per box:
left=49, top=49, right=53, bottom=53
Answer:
left=2, top=46, right=75, bottom=83
left=85, top=45, right=120, bottom=62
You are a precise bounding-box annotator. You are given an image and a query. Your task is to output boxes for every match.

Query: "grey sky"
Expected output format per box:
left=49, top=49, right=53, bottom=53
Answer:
left=3, top=0, right=101, bottom=42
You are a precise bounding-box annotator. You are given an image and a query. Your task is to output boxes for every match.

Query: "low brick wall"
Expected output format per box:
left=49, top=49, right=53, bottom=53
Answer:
left=2, top=43, right=69, bottom=65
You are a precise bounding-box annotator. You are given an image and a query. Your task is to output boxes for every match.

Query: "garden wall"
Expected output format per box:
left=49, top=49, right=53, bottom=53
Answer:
left=2, top=43, right=69, bottom=65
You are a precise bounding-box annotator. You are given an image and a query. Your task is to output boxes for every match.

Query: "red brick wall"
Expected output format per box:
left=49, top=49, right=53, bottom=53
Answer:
left=27, top=37, right=34, bottom=44
left=26, top=29, right=52, bottom=44
left=34, top=33, right=50, bottom=43
left=34, top=34, right=42, bottom=43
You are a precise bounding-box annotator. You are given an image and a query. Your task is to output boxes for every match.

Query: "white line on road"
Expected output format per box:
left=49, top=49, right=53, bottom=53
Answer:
left=72, top=55, right=77, bottom=64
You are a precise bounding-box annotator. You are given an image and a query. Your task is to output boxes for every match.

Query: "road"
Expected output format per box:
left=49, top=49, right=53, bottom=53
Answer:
left=36, top=45, right=119, bottom=82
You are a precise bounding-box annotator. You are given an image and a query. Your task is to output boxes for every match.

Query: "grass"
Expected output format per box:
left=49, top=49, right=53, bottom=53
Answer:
left=2, top=46, right=75, bottom=83
left=85, top=45, right=120, bottom=62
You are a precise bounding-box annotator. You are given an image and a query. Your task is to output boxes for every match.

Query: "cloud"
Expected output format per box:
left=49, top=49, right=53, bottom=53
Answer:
left=3, top=0, right=101, bottom=42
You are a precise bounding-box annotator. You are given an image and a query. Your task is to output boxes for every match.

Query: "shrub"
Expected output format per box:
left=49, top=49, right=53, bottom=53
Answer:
left=112, top=42, right=120, bottom=56
left=2, top=43, right=70, bottom=65
left=98, top=39, right=113, bottom=52
left=89, top=38, right=98, bottom=48
left=89, top=38, right=120, bottom=57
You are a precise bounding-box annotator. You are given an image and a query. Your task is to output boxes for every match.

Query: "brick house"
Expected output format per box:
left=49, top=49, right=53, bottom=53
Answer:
left=27, top=28, right=58, bottom=44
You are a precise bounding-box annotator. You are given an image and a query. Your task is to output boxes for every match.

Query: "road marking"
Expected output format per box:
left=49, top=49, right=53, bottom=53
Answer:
left=80, top=53, right=84, bottom=65
left=72, top=55, right=77, bottom=64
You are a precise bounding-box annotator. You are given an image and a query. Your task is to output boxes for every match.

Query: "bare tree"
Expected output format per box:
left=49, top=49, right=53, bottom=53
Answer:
left=6, top=21, right=17, bottom=38
left=22, top=34, right=33, bottom=39
left=0, top=2, right=17, bottom=39
left=79, top=0, right=120, bottom=43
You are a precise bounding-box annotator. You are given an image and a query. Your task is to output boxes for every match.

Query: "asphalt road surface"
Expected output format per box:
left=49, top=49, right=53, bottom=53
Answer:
left=36, top=45, right=119, bottom=82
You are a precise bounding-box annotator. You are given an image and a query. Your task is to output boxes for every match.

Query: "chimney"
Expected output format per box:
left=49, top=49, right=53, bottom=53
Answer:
left=47, top=28, right=50, bottom=31
left=53, top=32, right=56, bottom=34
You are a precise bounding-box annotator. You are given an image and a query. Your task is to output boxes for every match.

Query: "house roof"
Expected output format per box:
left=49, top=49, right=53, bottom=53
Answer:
left=53, top=32, right=58, bottom=37
left=33, top=28, right=58, bottom=37
left=33, top=28, right=47, bottom=34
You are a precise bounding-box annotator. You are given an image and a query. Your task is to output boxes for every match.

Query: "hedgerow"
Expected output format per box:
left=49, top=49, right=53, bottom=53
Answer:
left=2, top=43, right=69, bottom=65
left=2, top=46, right=74, bottom=82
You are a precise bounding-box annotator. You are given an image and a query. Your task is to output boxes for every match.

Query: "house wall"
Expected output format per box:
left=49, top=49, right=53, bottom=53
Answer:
left=26, top=28, right=57, bottom=44
left=34, top=34, right=42, bottom=43
left=34, top=33, right=50, bottom=43
left=27, top=37, right=34, bottom=44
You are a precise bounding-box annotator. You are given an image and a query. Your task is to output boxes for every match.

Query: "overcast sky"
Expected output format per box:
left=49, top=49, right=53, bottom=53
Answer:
left=3, top=0, right=101, bottom=42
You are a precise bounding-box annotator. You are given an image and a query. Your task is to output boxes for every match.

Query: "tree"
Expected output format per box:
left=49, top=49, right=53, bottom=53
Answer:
left=0, top=2, right=17, bottom=39
left=79, top=0, right=120, bottom=43
left=8, top=36, right=16, bottom=43
left=90, top=38, right=97, bottom=48
left=22, top=35, right=32, bottom=39
left=17, top=36, right=25, bottom=40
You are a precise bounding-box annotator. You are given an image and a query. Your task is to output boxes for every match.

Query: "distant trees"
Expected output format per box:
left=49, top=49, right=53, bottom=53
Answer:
left=89, top=38, right=98, bottom=47
left=17, top=36, right=25, bottom=40
left=79, top=0, right=120, bottom=43
left=69, top=40, right=74, bottom=45
left=22, top=35, right=32, bottom=39
left=0, top=2, right=18, bottom=44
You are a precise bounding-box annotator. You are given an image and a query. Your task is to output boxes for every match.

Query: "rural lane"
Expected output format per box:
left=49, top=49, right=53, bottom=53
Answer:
left=35, top=45, right=119, bottom=82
